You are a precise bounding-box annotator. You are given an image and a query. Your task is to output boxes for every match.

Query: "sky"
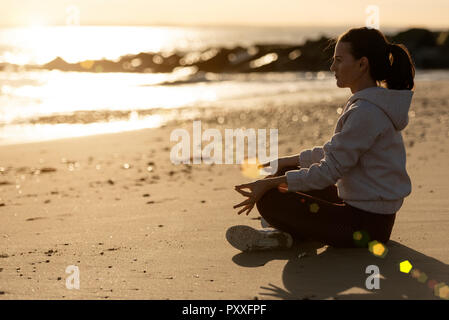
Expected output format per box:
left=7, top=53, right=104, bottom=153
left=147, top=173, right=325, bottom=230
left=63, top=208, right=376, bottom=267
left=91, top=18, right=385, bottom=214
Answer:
left=1, top=0, right=449, bottom=28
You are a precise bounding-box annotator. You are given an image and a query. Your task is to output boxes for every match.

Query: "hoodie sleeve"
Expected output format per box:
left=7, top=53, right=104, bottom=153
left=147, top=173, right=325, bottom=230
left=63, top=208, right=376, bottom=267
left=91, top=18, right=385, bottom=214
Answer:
left=298, top=146, right=325, bottom=168
left=286, top=105, right=384, bottom=191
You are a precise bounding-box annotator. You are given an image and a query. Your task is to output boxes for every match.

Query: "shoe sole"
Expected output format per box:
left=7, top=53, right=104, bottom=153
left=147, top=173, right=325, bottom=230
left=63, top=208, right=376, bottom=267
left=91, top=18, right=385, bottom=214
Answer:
left=226, top=225, right=263, bottom=252
left=226, top=225, right=293, bottom=252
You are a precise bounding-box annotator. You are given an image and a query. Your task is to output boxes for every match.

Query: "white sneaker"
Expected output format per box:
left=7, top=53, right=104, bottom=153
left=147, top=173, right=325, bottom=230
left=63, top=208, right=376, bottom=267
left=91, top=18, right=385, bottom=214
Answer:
left=226, top=225, right=293, bottom=252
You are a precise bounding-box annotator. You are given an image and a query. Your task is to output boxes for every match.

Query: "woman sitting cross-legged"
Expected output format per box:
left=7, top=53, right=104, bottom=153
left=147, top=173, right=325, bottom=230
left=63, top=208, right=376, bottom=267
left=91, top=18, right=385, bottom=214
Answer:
left=229, top=26, right=415, bottom=251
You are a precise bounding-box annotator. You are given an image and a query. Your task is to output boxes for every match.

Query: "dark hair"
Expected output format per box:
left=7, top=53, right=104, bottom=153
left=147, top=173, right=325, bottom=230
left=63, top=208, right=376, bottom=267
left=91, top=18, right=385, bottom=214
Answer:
left=336, top=27, right=415, bottom=91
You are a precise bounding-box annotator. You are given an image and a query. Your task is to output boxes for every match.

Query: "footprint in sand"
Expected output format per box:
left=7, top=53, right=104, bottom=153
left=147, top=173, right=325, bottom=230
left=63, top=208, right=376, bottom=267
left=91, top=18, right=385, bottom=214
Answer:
left=26, top=217, right=47, bottom=222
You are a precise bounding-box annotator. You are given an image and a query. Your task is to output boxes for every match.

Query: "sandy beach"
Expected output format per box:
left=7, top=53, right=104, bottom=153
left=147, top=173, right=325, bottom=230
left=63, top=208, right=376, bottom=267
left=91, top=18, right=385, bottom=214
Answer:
left=0, top=79, right=448, bottom=300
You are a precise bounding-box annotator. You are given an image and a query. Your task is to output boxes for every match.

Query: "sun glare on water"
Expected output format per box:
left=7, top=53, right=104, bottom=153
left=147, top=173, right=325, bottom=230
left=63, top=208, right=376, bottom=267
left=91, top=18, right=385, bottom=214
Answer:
left=2, top=25, right=182, bottom=65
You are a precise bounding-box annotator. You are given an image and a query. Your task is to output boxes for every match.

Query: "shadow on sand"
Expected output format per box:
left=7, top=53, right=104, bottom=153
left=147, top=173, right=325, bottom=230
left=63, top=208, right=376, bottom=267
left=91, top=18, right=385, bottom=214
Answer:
left=232, top=240, right=448, bottom=300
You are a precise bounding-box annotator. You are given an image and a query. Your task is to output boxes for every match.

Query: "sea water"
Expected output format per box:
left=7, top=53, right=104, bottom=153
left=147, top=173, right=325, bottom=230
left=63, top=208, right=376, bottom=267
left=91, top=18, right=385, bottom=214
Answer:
left=0, top=25, right=447, bottom=145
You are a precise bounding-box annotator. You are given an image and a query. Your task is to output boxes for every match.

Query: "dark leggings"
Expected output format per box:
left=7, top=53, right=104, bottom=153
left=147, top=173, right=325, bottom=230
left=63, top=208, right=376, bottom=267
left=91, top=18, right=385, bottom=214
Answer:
left=255, top=166, right=396, bottom=248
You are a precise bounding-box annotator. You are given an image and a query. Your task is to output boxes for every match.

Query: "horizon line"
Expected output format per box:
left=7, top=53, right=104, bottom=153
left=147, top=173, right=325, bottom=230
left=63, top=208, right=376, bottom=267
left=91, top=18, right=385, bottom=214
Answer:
left=1, top=22, right=448, bottom=30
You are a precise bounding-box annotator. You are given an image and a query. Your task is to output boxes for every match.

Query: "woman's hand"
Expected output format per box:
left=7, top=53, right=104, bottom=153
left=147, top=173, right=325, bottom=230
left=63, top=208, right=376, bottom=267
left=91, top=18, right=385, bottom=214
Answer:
left=234, top=176, right=287, bottom=215
left=234, top=179, right=273, bottom=215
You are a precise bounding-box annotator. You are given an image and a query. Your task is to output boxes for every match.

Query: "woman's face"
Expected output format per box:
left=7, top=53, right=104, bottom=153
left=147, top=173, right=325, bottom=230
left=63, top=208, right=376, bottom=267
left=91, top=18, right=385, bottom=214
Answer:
left=330, top=41, right=366, bottom=89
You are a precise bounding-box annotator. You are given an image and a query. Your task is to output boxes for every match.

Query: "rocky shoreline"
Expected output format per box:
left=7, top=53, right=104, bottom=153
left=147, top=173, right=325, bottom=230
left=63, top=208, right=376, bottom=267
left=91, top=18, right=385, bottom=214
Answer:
left=1, top=28, right=448, bottom=75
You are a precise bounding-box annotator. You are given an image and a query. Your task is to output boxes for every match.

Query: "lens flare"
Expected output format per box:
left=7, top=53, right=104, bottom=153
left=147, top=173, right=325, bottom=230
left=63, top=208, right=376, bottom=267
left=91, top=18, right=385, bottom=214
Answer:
left=353, top=231, right=362, bottom=241
left=240, top=158, right=262, bottom=179
left=434, top=283, right=449, bottom=299
left=399, top=260, right=413, bottom=274
left=417, top=272, right=428, bottom=283
left=369, top=241, right=388, bottom=258
left=437, top=285, right=449, bottom=300
left=309, top=202, right=319, bottom=213
left=427, top=279, right=438, bottom=289
left=411, top=269, right=421, bottom=279
left=353, top=230, right=370, bottom=247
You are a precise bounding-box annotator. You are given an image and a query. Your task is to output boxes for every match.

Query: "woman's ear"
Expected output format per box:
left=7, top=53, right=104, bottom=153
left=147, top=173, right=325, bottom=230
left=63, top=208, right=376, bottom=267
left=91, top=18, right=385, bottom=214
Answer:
left=359, top=57, right=369, bottom=71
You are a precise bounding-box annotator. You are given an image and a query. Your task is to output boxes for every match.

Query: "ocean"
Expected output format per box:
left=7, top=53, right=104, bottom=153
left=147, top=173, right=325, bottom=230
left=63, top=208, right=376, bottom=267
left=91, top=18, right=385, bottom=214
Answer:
left=0, top=25, right=448, bottom=145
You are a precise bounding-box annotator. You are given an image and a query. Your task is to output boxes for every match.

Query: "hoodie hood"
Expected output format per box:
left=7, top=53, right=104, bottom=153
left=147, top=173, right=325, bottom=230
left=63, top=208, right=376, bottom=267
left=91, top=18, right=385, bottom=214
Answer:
left=347, top=86, right=414, bottom=131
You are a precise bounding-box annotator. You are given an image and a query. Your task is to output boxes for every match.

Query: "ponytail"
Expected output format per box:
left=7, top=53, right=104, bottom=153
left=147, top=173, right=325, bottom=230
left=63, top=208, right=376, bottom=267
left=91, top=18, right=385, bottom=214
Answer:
left=386, top=43, right=415, bottom=91
left=338, top=27, right=416, bottom=91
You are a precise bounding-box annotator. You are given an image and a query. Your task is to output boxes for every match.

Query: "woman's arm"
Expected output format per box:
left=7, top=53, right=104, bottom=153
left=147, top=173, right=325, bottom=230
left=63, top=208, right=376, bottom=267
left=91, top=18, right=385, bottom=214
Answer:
left=285, top=106, right=384, bottom=192
left=297, top=146, right=325, bottom=168
left=260, top=155, right=300, bottom=176
left=264, top=175, right=288, bottom=188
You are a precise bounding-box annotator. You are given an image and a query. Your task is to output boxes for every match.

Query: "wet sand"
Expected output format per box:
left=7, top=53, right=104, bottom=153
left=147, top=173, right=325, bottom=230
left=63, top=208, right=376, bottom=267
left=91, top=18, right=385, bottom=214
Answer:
left=0, top=80, right=448, bottom=299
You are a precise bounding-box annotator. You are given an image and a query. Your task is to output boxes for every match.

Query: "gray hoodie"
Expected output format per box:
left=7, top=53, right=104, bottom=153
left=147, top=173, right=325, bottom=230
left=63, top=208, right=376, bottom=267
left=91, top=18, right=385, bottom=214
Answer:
left=286, top=86, right=414, bottom=214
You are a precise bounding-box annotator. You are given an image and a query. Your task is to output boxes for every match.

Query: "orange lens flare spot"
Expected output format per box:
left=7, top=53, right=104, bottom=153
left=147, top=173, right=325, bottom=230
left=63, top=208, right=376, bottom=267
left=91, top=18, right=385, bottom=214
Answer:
left=438, top=285, right=449, bottom=300
left=434, top=283, right=449, bottom=300
left=368, top=241, right=388, bottom=258
left=411, top=269, right=421, bottom=279
left=240, top=158, right=262, bottom=179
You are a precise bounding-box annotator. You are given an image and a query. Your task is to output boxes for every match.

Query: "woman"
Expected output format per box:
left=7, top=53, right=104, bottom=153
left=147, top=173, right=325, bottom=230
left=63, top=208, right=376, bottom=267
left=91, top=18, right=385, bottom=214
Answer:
left=229, top=27, right=415, bottom=251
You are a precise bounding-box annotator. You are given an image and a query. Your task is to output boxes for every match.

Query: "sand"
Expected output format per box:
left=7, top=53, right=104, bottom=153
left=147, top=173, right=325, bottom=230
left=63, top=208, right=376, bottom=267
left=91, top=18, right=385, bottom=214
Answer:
left=0, top=80, right=448, bottom=300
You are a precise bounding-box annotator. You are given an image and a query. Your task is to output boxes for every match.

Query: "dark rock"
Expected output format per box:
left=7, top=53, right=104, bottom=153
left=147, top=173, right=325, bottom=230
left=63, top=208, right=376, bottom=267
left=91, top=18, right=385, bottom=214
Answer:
left=21, top=27, right=449, bottom=74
